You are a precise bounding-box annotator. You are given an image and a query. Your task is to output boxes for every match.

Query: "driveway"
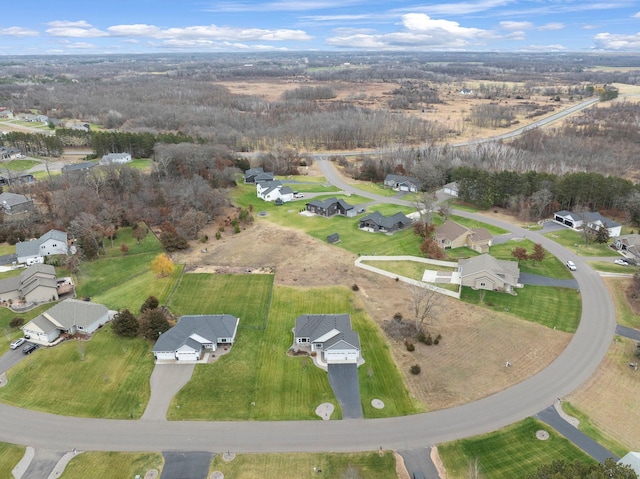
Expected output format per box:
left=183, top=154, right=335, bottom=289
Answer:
left=161, top=451, right=213, bottom=479
left=518, top=272, right=579, bottom=289
left=616, top=325, right=640, bottom=341
left=399, top=448, right=440, bottom=479
left=0, top=344, right=33, bottom=375
left=327, top=364, right=363, bottom=419
left=142, top=364, right=195, bottom=420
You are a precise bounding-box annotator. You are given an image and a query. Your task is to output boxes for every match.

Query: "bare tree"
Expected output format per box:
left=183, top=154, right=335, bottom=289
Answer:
left=404, top=282, right=441, bottom=333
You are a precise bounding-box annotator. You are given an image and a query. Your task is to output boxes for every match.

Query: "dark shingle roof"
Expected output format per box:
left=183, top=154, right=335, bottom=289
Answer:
left=294, top=314, right=360, bottom=350
left=360, top=211, right=410, bottom=230
left=152, top=314, right=239, bottom=353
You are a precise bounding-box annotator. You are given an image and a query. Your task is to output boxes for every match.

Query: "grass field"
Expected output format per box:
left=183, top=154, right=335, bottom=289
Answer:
left=603, top=278, right=640, bottom=329
left=450, top=214, right=509, bottom=235
left=61, top=452, right=163, bottom=479
left=3, top=159, right=39, bottom=171
left=0, top=324, right=153, bottom=418
left=544, top=229, right=619, bottom=257
left=0, top=442, right=25, bottom=478
left=461, top=285, right=581, bottom=332
left=169, top=284, right=420, bottom=420
left=588, top=261, right=637, bottom=274
left=490, top=240, right=574, bottom=279
left=209, top=451, right=396, bottom=479
left=0, top=243, right=15, bottom=256
left=438, top=418, right=594, bottom=479
left=360, top=259, right=456, bottom=281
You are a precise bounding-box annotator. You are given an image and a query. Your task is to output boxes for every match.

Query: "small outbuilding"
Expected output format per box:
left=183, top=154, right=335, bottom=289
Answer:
left=327, top=233, right=340, bottom=244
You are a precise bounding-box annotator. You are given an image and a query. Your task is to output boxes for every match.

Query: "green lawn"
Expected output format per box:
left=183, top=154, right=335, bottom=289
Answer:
left=490, top=240, right=574, bottom=279
left=544, top=229, right=619, bottom=257
left=169, top=284, right=420, bottom=420
left=588, top=261, right=638, bottom=274
left=438, top=418, right=594, bottom=479
left=347, top=181, right=399, bottom=198
left=61, top=452, right=163, bottom=479
left=0, top=324, right=153, bottom=418
left=3, top=159, right=39, bottom=171
left=209, top=451, right=396, bottom=479
left=360, top=259, right=456, bottom=280
left=605, top=278, right=640, bottom=329
left=450, top=214, right=510, bottom=235
left=129, top=158, right=152, bottom=170
left=461, top=285, right=581, bottom=332
left=0, top=442, right=25, bottom=478
left=0, top=303, right=53, bottom=354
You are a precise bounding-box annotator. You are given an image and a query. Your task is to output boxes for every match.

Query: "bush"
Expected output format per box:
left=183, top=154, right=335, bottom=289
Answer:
left=200, top=235, right=208, bottom=243
left=111, top=309, right=139, bottom=337
left=9, top=317, right=24, bottom=329
left=215, top=231, right=221, bottom=240
left=351, top=284, right=360, bottom=291
left=417, top=331, right=426, bottom=343
left=405, top=341, right=415, bottom=352
left=410, top=364, right=421, bottom=375
left=140, top=295, right=159, bottom=313
left=393, top=312, right=403, bottom=322
left=434, top=334, right=442, bottom=345
left=425, top=334, right=433, bottom=345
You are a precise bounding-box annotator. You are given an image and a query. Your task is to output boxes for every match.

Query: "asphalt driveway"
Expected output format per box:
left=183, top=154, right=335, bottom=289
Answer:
left=142, top=364, right=195, bottom=420
left=327, top=364, right=363, bottom=419
left=518, top=272, right=579, bottom=289
left=161, top=451, right=213, bottom=479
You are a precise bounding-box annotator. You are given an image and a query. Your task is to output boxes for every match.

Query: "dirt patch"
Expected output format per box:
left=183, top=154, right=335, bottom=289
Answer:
left=173, top=219, right=570, bottom=410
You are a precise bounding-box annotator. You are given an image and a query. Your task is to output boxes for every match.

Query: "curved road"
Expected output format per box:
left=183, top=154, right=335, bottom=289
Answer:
left=0, top=158, right=616, bottom=454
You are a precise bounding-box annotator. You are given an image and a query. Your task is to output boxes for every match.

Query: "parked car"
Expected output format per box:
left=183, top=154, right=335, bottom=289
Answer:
left=614, top=259, right=630, bottom=266
left=10, top=338, right=25, bottom=350
left=566, top=260, right=577, bottom=271
left=22, top=343, right=37, bottom=355
left=294, top=193, right=304, bottom=199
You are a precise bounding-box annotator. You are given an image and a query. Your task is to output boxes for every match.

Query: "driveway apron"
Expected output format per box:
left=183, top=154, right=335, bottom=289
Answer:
left=518, top=272, right=579, bottom=288
left=327, top=364, right=363, bottom=419
left=161, top=451, right=213, bottom=479
left=142, top=364, right=195, bottom=420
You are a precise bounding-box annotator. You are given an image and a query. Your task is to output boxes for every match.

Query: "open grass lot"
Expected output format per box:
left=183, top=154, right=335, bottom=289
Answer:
left=603, top=277, right=640, bottom=329
left=61, top=452, right=163, bottom=479
left=360, top=259, right=456, bottom=280
left=209, top=451, right=396, bottom=479
left=0, top=325, right=153, bottom=418
left=490, top=240, right=574, bottom=279
left=0, top=243, right=15, bottom=256
left=0, top=442, right=25, bottom=478
left=0, top=303, right=53, bottom=354
left=168, top=273, right=274, bottom=329
left=588, top=260, right=637, bottom=274
left=347, top=181, right=401, bottom=198
left=450, top=214, right=509, bottom=236
left=461, top=285, right=581, bottom=332
left=544, top=229, right=619, bottom=257
left=129, top=158, right=152, bottom=171
left=438, top=418, right=594, bottom=479
left=101, top=225, right=164, bottom=258
left=3, top=159, right=39, bottom=171
left=169, top=284, right=419, bottom=420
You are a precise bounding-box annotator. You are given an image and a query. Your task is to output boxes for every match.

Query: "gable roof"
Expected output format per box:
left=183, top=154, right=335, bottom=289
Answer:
left=360, top=211, right=411, bottom=229
left=16, top=229, right=67, bottom=259
left=294, top=314, right=360, bottom=350
left=469, top=228, right=492, bottom=243
left=435, top=219, right=470, bottom=241
left=0, top=192, right=30, bottom=207
left=0, top=263, right=56, bottom=296
left=618, top=452, right=640, bottom=475
left=42, top=298, right=108, bottom=330
left=153, top=314, right=239, bottom=353
left=555, top=210, right=620, bottom=228
left=306, top=197, right=354, bottom=212
left=61, top=161, right=98, bottom=173
left=384, top=174, right=419, bottom=187
left=458, top=254, right=520, bottom=284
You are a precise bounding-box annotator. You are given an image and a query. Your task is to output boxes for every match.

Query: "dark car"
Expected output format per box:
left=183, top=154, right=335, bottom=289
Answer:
left=22, top=343, right=37, bottom=355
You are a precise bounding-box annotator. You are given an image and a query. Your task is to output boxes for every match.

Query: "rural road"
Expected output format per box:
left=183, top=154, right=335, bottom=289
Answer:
left=0, top=159, right=616, bottom=455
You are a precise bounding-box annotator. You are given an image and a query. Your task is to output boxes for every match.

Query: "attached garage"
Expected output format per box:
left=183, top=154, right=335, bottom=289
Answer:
left=175, top=343, right=200, bottom=361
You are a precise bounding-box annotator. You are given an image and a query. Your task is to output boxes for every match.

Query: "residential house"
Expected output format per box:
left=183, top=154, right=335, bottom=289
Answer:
left=0, top=192, right=33, bottom=216
left=21, top=299, right=110, bottom=345
left=61, top=161, right=98, bottom=175
left=16, top=229, right=69, bottom=265
left=0, top=147, right=22, bottom=160
left=305, top=197, right=356, bottom=217
left=434, top=219, right=493, bottom=253
left=0, top=173, right=35, bottom=186
left=458, top=254, right=520, bottom=293
left=99, top=152, right=132, bottom=165
left=244, top=167, right=274, bottom=184
left=383, top=174, right=420, bottom=193
left=553, top=210, right=622, bottom=238
left=618, top=452, right=640, bottom=477
left=359, top=211, right=411, bottom=233
left=152, top=314, right=239, bottom=362
left=256, top=180, right=294, bottom=203
left=613, top=234, right=640, bottom=260
left=443, top=181, right=459, bottom=197
left=293, top=314, right=360, bottom=364
left=0, top=264, right=59, bottom=305
left=0, top=108, right=14, bottom=119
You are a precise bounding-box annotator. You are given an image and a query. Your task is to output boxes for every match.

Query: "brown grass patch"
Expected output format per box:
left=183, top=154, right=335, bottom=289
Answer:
left=173, top=220, right=570, bottom=410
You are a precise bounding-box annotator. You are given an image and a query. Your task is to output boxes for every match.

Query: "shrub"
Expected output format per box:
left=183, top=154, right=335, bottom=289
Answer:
left=215, top=231, right=221, bottom=240
left=410, top=364, right=421, bottom=375
left=434, top=334, right=442, bottom=345
left=351, top=284, right=360, bottom=291
left=120, top=243, right=129, bottom=255
left=405, top=341, right=415, bottom=352
left=417, top=331, right=427, bottom=343
left=393, top=312, right=403, bottom=322
left=199, top=235, right=208, bottom=243
left=111, top=309, right=139, bottom=338
left=9, top=317, right=24, bottom=329
left=140, top=295, right=159, bottom=313
left=234, top=225, right=241, bottom=234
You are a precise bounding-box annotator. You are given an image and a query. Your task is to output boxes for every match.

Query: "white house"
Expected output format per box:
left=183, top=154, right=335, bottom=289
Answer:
left=256, top=180, right=294, bottom=203
left=293, top=314, right=360, bottom=365
left=618, top=452, right=640, bottom=477
left=22, top=299, right=110, bottom=344
left=554, top=210, right=621, bottom=237
left=152, top=314, right=239, bottom=363
left=99, top=152, right=132, bottom=165
left=443, top=181, right=459, bottom=197
left=16, top=229, right=68, bottom=265
left=383, top=174, right=420, bottom=193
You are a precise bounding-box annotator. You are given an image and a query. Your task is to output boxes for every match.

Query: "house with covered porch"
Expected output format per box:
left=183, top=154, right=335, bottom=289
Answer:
left=293, top=314, right=360, bottom=365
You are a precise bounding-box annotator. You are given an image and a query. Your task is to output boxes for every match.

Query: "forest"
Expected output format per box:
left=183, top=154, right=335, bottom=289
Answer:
left=0, top=51, right=639, bottom=261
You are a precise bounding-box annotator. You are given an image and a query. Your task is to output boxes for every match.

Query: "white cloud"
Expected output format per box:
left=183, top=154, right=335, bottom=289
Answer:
left=538, top=22, right=564, bottom=31
left=401, top=13, right=484, bottom=38
left=46, top=20, right=94, bottom=28
left=394, top=0, right=513, bottom=16
left=156, top=38, right=285, bottom=51
left=46, top=21, right=107, bottom=38
left=205, top=0, right=365, bottom=12
left=633, top=11, right=640, bottom=18
left=505, top=31, right=526, bottom=41
left=158, top=25, right=311, bottom=42
left=521, top=44, right=567, bottom=52
left=0, top=27, right=39, bottom=37
left=500, top=21, right=533, bottom=31
left=594, top=32, right=640, bottom=50
left=66, top=42, right=97, bottom=49
left=107, top=24, right=161, bottom=36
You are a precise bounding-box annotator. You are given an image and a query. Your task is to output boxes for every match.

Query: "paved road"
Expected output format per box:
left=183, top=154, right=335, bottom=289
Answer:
left=536, top=406, right=617, bottom=462
left=0, top=158, right=616, bottom=454
left=327, top=364, right=363, bottom=419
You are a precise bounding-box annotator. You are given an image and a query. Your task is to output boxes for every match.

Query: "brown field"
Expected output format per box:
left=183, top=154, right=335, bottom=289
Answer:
left=173, top=219, right=570, bottom=410
left=217, top=79, right=573, bottom=144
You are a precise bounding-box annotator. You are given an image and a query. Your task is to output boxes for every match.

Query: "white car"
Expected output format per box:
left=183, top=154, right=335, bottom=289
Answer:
left=566, top=260, right=577, bottom=271
left=10, top=338, right=26, bottom=350
left=614, top=259, right=629, bottom=266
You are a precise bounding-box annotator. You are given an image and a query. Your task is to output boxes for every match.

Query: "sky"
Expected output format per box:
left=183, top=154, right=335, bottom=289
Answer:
left=1, top=0, right=640, bottom=55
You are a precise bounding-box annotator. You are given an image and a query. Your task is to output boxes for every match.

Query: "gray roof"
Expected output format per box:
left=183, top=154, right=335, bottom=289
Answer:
left=555, top=210, right=620, bottom=228
left=25, top=314, right=59, bottom=334
left=458, top=254, right=520, bottom=285
left=101, top=153, right=130, bottom=162
left=306, top=197, right=354, bottom=211
left=62, top=161, right=98, bottom=173
left=42, top=298, right=108, bottom=330
left=294, top=314, right=360, bottom=350
left=0, top=192, right=30, bottom=207
left=435, top=219, right=469, bottom=241
left=40, top=229, right=67, bottom=244
left=360, top=211, right=410, bottom=229
left=153, top=314, right=239, bottom=353
left=16, top=229, right=67, bottom=259
left=618, top=452, right=640, bottom=475
left=384, top=174, right=420, bottom=187
left=0, top=263, right=56, bottom=296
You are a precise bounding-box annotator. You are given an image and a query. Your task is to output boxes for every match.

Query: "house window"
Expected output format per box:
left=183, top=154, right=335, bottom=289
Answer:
left=220, top=338, right=227, bottom=343
left=480, top=282, right=486, bottom=286
left=314, top=343, right=323, bottom=349
left=298, top=338, right=308, bottom=343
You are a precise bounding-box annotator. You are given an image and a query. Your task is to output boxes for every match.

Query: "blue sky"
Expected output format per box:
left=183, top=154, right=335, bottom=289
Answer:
left=2, top=0, right=640, bottom=55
